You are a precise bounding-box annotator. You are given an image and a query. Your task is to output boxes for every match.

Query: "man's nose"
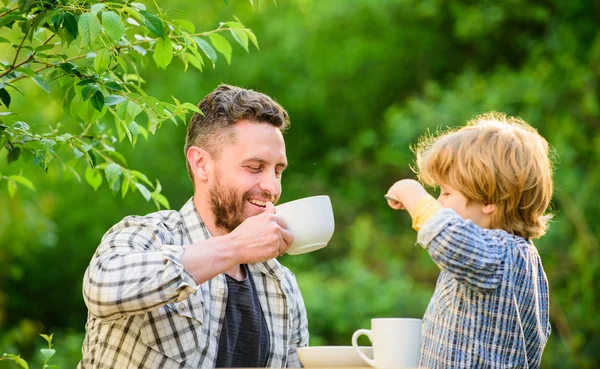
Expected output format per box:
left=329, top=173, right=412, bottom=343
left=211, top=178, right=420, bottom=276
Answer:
left=259, top=171, right=281, bottom=198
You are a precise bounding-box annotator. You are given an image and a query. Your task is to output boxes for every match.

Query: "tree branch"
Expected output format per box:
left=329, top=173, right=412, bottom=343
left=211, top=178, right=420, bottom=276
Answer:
left=0, top=7, right=17, bottom=18
left=0, top=34, right=55, bottom=79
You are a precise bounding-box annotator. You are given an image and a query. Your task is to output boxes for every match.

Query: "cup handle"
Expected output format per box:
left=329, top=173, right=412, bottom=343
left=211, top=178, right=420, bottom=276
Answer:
left=352, top=329, right=376, bottom=368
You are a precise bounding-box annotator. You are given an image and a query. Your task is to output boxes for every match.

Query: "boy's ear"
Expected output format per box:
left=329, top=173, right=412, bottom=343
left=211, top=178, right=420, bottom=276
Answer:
left=482, top=203, right=496, bottom=214
left=186, top=146, right=212, bottom=182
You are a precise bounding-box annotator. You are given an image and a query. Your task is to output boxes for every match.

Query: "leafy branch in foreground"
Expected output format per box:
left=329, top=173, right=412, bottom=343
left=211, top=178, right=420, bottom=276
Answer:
left=0, top=0, right=260, bottom=207
left=1, top=333, right=56, bottom=369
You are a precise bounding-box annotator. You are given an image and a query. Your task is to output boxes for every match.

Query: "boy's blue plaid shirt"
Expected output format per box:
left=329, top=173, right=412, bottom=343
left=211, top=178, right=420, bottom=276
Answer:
left=417, top=208, right=551, bottom=369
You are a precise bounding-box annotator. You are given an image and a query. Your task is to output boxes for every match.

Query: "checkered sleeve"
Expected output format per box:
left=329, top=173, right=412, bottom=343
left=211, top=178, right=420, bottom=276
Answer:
left=83, top=215, right=199, bottom=320
left=417, top=208, right=506, bottom=291
left=286, top=272, right=309, bottom=368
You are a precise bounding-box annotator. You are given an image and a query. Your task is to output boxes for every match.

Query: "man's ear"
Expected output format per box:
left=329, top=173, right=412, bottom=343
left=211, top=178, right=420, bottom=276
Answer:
left=186, top=146, right=212, bottom=182
left=482, top=203, right=496, bottom=215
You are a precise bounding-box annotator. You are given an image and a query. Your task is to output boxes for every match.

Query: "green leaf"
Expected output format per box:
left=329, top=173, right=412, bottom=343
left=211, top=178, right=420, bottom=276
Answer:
left=40, top=348, right=55, bottom=361
left=102, top=11, right=124, bottom=42
left=8, top=175, right=35, bottom=191
left=7, top=179, right=17, bottom=197
left=78, top=12, right=101, bottom=48
left=0, top=13, right=23, bottom=28
left=130, top=169, right=152, bottom=186
left=194, top=37, right=217, bottom=66
left=186, top=53, right=203, bottom=72
left=63, top=12, right=78, bottom=39
left=105, top=95, right=126, bottom=106
left=181, top=102, right=202, bottom=114
left=135, top=182, right=152, bottom=201
left=121, top=176, right=130, bottom=198
left=90, top=3, right=105, bottom=16
left=35, top=44, right=55, bottom=52
left=104, top=81, right=123, bottom=91
left=152, top=192, right=170, bottom=209
left=140, top=10, right=164, bottom=38
left=209, top=33, right=232, bottom=64
left=81, top=84, right=100, bottom=100
left=0, top=87, right=10, bottom=108
left=104, top=163, right=122, bottom=192
left=230, top=27, right=249, bottom=52
left=224, top=0, right=229, bottom=6
left=85, top=166, right=102, bottom=190
left=18, top=0, right=35, bottom=13
left=7, top=146, right=20, bottom=164
left=174, top=19, right=194, bottom=33
left=153, top=37, right=173, bottom=70
left=90, top=90, right=105, bottom=111
left=94, top=48, right=112, bottom=75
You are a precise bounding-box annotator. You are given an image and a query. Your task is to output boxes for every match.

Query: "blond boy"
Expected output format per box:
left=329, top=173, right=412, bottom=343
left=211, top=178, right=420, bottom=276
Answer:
left=385, top=112, right=552, bottom=369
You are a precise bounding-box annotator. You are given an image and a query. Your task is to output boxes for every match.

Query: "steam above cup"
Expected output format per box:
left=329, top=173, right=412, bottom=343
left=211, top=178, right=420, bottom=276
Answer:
left=275, top=195, right=335, bottom=255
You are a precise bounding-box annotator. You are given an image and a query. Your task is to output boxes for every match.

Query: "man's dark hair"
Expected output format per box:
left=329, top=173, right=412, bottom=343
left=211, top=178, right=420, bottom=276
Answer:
left=184, top=84, right=290, bottom=182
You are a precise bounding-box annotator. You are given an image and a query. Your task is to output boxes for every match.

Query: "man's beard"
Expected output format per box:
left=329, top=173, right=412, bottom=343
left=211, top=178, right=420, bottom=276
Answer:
left=208, top=177, right=277, bottom=233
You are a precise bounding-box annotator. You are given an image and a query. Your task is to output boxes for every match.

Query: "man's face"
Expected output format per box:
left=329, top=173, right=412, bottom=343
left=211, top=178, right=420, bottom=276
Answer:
left=208, top=120, right=287, bottom=232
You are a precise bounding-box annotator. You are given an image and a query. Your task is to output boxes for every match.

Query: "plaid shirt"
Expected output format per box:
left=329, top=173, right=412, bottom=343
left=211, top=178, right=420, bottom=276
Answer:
left=417, top=208, right=551, bottom=369
left=78, top=198, right=309, bottom=369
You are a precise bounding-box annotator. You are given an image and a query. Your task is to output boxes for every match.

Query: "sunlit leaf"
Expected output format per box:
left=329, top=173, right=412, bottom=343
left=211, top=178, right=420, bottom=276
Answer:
left=209, top=33, right=232, bottom=64
left=194, top=36, right=217, bottom=66
left=102, top=11, right=124, bottom=42
left=135, top=182, right=151, bottom=200
left=40, top=348, right=55, bottom=361
left=140, top=10, right=164, bottom=38
left=8, top=175, right=35, bottom=191
left=94, top=48, right=112, bottom=75
left=91, top=3, right=106, bottom=15
left=104, top=163, right=122, bottom=192
left=181, top=102, right=202, bottom=114
left=230, top=27, right=249, bottom=52
left=153, top=37, right=173, bottom=69
left=245, top=29, right=259, bottom=49
left=152, top=192, right=170, bottom=209
left=7, top=179, right=17, bottom=197
left=105, top=95, right=126, bottom=106
left=85, top=166, right=102, bottom=190
left=186, top=53, right=203, bottom=72
left=174, top=19, right=195, bottom=33
left=78, top=12, right=101, bottom=48
left=121, top=176, right=130, bottom=198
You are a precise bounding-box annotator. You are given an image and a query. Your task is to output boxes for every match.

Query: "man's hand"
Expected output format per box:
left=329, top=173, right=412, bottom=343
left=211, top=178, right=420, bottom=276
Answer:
left=228, top=201, right=295, bottom=263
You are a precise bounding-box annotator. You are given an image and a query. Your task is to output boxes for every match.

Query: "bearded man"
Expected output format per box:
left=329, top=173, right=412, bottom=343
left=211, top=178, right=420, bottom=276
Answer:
left=79, top=84, right=308, bottom=369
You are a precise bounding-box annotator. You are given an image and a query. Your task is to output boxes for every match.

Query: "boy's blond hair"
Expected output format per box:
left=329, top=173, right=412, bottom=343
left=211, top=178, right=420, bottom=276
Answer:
left=414, top=112, right=554, bottom=239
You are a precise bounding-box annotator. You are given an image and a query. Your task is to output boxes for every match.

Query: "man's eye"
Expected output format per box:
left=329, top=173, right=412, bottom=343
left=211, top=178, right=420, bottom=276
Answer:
left=275, top=171, right=283, bottom=178
left=247, top=166, right=261, bottom=172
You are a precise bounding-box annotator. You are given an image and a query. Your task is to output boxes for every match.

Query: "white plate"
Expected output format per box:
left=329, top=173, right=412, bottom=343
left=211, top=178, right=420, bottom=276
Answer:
left=297, top=346, right=373, bottom=367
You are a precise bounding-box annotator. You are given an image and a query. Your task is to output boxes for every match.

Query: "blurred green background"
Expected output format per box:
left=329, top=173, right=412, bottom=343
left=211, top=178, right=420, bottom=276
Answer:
left=1, top=0, right=599, bottom=368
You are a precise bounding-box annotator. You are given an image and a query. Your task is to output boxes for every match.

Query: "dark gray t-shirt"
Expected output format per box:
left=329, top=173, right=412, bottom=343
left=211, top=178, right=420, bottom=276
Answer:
left=215, top=265, right=270, bottom=367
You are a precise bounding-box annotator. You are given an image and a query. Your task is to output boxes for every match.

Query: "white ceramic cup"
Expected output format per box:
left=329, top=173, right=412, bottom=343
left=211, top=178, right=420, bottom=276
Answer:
left=275, top=195, right=335, bottom=255
left=351, top=318, right=422, bottom=369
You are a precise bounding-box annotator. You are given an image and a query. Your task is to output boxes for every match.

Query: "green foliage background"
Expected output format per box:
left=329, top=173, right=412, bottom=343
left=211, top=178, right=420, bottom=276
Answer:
left=1, top=0, right=599, bottom=368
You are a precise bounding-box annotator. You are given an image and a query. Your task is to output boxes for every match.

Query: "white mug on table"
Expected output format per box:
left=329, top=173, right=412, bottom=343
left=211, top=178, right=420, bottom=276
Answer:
left=352, top=318, right=422, bottom=369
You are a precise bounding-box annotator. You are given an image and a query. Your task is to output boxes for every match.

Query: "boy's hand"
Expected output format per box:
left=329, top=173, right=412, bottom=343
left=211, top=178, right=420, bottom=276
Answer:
left=385, top=179, right=430, bottom=216
left=385, top=194, right=405, bottom=210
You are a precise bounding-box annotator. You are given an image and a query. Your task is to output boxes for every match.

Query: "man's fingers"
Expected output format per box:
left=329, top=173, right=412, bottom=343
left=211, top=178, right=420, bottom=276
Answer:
left=280, top=228, right=294, bottom=247
left=265, top=201, right=276, bottom=214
